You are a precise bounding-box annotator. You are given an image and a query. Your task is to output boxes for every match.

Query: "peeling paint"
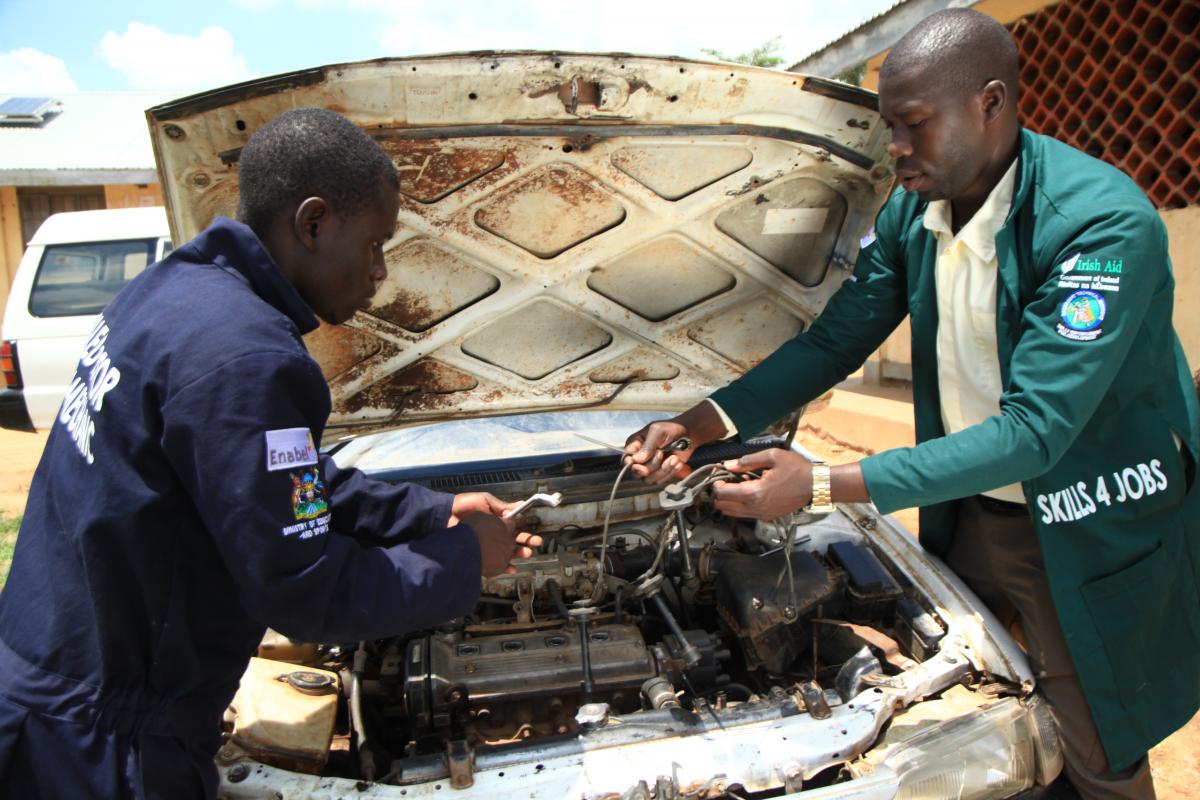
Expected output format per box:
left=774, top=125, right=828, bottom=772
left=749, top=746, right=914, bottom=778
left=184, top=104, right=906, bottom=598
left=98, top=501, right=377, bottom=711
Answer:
left=379, top=142, right=506, bottom=203
left=146, top=53, right=893, bottom=431
left=339, top=359, right=479, bottom=414
left=304, top=324, right=383, bottom=381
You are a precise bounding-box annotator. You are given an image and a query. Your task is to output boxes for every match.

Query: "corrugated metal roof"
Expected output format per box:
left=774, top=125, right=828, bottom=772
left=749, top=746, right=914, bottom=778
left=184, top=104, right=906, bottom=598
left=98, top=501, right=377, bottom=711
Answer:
left=789, top=0, right=910, bottom=70
left=0, top=92, right=173, bottom=173
left=789, top=0, right=1058, bottom=77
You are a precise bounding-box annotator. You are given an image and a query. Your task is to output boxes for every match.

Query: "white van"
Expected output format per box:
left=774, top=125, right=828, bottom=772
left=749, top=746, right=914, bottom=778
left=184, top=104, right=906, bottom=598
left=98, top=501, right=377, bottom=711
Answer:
left=0, top=207, right=172, bottom=431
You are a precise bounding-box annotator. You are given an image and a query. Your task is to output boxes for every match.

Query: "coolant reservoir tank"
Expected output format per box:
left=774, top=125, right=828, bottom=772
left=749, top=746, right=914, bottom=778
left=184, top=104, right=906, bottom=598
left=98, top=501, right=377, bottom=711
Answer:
left=229, top=656, right=340, bottom=774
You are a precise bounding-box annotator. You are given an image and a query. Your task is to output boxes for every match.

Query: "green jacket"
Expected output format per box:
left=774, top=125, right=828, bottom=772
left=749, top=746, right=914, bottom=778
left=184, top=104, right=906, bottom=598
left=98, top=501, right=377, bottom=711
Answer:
left=711, top=129, right=1200, bottom=769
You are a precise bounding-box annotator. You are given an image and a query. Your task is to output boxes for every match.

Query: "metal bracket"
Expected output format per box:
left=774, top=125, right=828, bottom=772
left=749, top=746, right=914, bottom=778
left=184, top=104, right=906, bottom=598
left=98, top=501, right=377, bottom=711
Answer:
left=798, top=680, right=832, bottom=720
left=445, top=739, right=475, bottom=789
left=514, top=578, right=535, bottom=624
left=658, top=482, right=696, bottom=511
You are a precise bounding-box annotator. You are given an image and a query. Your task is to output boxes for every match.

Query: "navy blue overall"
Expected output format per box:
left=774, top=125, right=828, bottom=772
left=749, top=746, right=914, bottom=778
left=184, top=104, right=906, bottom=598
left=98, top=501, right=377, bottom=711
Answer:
left=0, top=218, right=482, bottom=798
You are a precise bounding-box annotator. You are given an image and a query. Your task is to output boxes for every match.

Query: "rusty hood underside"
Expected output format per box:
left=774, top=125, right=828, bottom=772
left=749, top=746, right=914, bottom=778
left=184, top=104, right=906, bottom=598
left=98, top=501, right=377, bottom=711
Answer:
left=147, top=52, right=893, bottom=433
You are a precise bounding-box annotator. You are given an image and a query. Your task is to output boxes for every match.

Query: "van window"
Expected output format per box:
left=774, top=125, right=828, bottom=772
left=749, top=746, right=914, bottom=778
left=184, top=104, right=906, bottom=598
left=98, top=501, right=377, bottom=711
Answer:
left=29, top=239, right=158, bottom=317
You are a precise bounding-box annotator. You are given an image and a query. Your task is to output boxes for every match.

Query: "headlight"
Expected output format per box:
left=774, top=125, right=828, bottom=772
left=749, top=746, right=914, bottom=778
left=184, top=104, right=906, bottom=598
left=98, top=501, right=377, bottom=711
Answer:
left=865, top=696, right=1060, bottom=800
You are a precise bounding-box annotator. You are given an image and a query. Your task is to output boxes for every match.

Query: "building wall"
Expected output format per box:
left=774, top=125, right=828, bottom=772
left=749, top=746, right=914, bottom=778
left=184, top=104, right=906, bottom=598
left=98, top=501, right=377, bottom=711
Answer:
left=104, top=183, right=164, bottom=210
left=1008, top=0, right=1198, bottom=210
left=0, top=187, right=22, bottom=315
left=1164, top=207, right=1200, bottom=372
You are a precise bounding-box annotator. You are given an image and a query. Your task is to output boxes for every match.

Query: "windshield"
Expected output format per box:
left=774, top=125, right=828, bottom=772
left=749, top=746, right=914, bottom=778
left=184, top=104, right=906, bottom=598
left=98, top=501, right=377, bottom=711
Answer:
left=29, top=238, right=158, bottom=317
left=330, top=410, right=665, bottom=479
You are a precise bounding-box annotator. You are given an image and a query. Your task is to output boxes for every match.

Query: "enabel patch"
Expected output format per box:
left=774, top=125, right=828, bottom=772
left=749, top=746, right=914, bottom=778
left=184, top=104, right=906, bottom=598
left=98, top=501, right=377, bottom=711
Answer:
left=265, top=427, right=318, bottom=472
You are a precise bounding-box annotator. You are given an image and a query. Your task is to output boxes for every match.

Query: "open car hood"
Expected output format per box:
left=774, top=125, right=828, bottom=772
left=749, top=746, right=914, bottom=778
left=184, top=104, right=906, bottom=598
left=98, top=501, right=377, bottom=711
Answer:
left=147, top=53, right=893, bottom=432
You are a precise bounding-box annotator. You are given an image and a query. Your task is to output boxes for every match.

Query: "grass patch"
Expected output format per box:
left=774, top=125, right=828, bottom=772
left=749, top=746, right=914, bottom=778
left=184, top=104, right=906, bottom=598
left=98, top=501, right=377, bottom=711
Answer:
left=0, top=512, right=20, bottom=590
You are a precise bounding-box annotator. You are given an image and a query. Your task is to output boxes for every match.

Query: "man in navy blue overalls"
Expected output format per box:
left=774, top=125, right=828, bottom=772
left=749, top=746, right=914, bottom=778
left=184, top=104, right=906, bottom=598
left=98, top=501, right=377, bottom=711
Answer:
left=0, top=108, right=537, bottom=798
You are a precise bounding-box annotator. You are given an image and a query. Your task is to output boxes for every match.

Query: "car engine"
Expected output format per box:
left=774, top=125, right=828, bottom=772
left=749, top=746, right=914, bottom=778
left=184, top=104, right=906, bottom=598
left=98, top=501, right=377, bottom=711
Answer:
left=224, top=437, right=952, bottom=790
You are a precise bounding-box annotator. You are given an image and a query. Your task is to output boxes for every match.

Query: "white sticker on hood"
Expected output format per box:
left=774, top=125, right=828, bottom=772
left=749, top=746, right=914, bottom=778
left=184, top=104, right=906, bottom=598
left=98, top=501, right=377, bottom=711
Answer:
left=265, top=427, right=318, bottom=472
left=762, top=207, right=829, bottom=235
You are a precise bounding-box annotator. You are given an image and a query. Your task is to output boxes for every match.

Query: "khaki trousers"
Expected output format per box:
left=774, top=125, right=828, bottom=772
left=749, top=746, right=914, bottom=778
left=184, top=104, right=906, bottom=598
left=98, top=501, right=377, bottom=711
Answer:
left=945, top=495, right=1156, bottom=800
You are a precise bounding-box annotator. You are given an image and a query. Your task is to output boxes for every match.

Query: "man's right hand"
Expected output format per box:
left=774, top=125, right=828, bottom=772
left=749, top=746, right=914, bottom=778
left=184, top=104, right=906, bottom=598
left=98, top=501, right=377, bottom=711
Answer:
left=623, top=401, right=728, bottom=484
left=624, top=419, right=695, bottom=483
left=461, top=512, right=542, bottom=577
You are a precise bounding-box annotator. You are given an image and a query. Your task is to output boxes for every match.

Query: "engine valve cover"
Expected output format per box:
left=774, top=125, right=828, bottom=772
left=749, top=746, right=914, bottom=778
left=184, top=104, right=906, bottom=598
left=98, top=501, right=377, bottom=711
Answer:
left=405, top=623, right=657, bottom=731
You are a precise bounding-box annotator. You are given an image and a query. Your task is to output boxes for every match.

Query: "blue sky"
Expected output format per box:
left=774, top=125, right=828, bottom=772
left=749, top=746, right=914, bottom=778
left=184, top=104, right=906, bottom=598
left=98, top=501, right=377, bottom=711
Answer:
left=0, top=0, right=895, bottom=95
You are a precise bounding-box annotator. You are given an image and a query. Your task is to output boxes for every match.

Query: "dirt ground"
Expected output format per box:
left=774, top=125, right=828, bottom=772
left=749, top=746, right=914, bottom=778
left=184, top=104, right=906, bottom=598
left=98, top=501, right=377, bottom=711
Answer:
left=0, top=400, right=1196, bottom=794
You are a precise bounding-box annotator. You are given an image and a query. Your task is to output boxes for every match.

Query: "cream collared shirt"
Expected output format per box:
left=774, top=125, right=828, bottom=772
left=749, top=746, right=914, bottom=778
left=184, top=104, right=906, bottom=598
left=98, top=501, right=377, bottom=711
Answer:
left=926, top=159, right=1024, bottom=503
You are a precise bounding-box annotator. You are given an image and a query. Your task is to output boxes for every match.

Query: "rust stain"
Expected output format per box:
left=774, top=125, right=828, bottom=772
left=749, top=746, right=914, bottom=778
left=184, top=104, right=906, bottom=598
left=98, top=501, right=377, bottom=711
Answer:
left=589, top=347, right=679, bottom=383
left=303, top=323, right=383, bottom=381
left=339, top=359, right=478, bottom=414
left=369, top=237, right=496, bottom=331
left=557, top=78, right=600, bottom=113
left=626, top=77, right=652, bottom=94
left=378, top=141, right=506, bottom=203
left=474, top=166, right=626, bottom=259
left=191, top=177, right=241, bottom=235
left=524, top=81, right=562, bottom=100
left=679, top=778, right=728, bottom=798
left=726, top=174, right=776, bottom=197
left=371, top=286, right=434, bottom=332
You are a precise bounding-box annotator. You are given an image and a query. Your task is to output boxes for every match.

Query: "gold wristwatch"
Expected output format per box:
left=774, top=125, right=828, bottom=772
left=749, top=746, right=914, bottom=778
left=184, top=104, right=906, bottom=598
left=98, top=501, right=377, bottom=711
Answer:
left=804, top=460, right=835, bottom=514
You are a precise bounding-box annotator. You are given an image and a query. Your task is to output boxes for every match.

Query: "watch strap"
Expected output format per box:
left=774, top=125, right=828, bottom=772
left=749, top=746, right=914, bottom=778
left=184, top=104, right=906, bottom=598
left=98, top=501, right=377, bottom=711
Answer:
left=806, top=460, right=835, bottom=513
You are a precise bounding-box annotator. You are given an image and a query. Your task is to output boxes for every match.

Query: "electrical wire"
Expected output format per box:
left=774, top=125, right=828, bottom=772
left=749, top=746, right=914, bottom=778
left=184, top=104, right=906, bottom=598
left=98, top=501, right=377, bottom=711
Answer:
left=575, top=461, right=631, bottom=607
left=561, top=527, right=658, bottom=549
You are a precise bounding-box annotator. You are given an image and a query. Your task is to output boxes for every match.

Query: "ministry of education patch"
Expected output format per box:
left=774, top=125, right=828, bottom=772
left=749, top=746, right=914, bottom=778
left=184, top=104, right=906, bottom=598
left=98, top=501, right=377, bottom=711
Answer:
left=1056, top=289, right=1106, bottom=342
left=290, top=469, right=329, bottom=520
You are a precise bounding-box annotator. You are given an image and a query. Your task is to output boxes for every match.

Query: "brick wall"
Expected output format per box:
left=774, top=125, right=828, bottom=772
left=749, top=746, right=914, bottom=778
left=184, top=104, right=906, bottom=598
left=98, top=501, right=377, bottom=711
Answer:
left=1009, top=0, right=1199, bottom=209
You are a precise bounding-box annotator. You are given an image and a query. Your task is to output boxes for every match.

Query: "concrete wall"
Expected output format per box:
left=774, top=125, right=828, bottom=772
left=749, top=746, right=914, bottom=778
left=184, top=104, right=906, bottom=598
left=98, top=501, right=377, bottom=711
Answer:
left=103, top=183, right=163, bottom=210
left=0, top=187, right=23, bottom=325
left=1164, top=206, right=1200, bottom=372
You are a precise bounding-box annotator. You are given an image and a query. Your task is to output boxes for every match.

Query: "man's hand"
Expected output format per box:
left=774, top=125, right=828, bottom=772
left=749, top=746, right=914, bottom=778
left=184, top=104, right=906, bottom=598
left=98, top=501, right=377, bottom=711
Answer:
left=460, top=512, right=543, bottom=577
left=623, top=401, right=728, bottom=484
left=624, top=419, right=695, bottom=483
left=710, top=448, right=813, bottom=520
left=448, top=492, right=516, bottom=525
left=450, top=493, right=542, bottom=576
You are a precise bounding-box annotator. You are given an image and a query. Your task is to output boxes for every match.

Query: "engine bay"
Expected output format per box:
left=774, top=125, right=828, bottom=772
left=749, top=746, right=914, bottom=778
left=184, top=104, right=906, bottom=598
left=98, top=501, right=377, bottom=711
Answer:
left=222, top=437, right=983, bottom=795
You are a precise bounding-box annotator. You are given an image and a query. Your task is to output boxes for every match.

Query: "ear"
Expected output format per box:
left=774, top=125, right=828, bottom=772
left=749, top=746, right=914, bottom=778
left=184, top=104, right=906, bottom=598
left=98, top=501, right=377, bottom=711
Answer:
left=292, top=197, right=330, bottom=253
left=979, top=79, right=1009, bottom=125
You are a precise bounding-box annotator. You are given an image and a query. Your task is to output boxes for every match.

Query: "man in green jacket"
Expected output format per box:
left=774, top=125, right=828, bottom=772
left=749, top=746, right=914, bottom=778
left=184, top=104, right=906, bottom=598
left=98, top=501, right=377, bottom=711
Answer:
left=626, top=9, right=1198, bottom=799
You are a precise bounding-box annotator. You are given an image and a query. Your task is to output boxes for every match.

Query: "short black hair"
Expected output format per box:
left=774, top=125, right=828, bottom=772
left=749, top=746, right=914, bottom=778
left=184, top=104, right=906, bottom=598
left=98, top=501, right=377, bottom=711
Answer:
left=881, top=8, right=1020, bottom=99
left=237, top=107, right=399, bottom=236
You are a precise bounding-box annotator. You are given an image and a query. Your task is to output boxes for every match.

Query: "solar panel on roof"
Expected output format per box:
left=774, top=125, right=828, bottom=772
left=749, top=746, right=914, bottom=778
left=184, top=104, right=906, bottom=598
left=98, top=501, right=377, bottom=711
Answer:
left=0, top=96, right=61, bottom=122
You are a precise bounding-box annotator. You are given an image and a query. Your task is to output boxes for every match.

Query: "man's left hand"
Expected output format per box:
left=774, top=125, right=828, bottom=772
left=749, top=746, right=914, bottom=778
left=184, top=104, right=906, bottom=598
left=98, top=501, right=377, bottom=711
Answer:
left=711, top=448, right=813, bottom=520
